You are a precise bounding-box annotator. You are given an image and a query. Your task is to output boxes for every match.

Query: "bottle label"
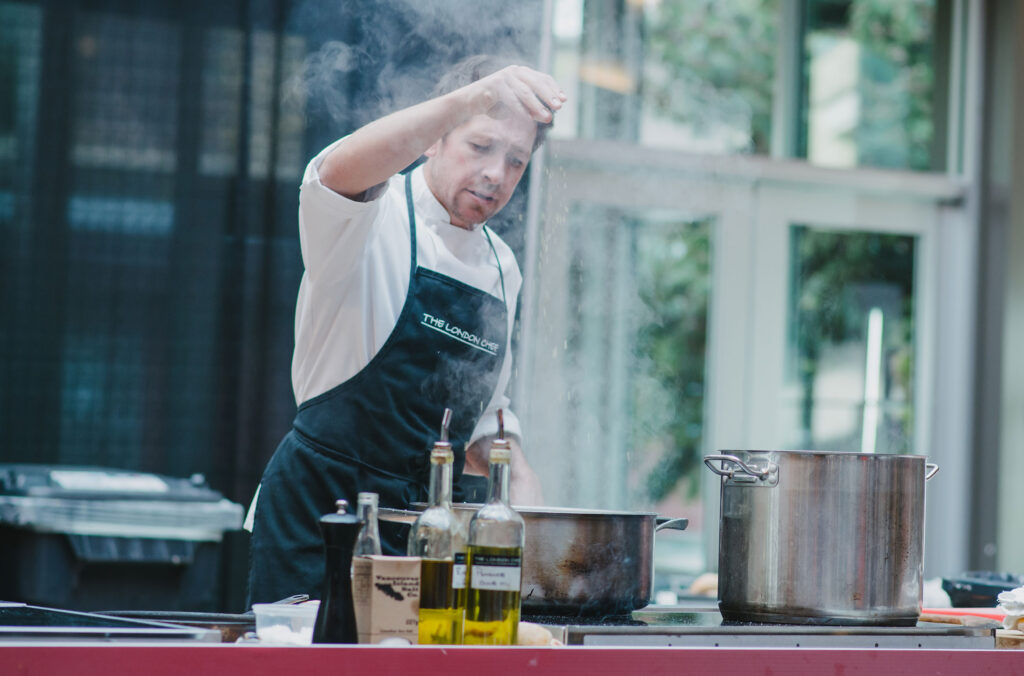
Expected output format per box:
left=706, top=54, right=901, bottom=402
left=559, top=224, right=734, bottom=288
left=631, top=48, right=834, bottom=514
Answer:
left=452, top=552, right=467, bottom=590
left=469, top=553, right=521, bottom=592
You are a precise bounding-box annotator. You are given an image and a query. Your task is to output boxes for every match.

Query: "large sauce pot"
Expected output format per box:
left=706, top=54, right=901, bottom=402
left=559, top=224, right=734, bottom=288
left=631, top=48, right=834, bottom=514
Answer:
left=705, top=450, right=938, bottom=626
left=380, top=504, right=688, bottom=616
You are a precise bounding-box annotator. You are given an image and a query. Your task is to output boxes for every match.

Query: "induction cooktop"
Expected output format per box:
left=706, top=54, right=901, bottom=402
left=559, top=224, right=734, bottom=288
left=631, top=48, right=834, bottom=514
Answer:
left=0, top=602, right=220, bottom=642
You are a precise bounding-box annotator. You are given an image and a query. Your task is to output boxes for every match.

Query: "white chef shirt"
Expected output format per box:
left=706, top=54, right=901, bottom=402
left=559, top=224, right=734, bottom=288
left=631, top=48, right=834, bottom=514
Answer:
left=292, top=138, right=523, bottom=446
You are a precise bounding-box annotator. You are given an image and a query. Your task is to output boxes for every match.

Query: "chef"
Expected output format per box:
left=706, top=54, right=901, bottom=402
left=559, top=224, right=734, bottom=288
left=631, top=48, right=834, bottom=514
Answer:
left=246, top=55, right=566, bottom=605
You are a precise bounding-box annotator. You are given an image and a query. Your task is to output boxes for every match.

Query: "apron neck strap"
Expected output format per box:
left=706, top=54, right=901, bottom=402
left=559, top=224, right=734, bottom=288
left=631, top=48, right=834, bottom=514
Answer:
left=482, top=226, right=507, bottom=307
left=404, top=172, right=418, bottom=278
left=405, top=171, right=507, bottom=307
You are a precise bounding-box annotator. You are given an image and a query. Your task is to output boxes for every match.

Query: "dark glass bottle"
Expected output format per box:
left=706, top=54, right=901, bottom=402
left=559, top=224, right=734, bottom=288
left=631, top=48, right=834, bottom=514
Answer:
left=312, top=499, right=362, bottom=644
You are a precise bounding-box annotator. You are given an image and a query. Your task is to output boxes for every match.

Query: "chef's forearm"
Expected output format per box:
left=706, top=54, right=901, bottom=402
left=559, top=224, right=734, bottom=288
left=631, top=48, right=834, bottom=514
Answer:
left=509, top=437, right=544, bottom=506
left=464, top=435, right=543, bottom=505
left=319, top=91, right=474, bottom=199
left=464, top=437, right=489, bottom=476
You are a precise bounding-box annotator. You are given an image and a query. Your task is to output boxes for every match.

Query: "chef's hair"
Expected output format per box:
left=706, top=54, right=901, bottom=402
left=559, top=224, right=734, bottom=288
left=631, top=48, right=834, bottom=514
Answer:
left=432, top=54, right=553, bottom=152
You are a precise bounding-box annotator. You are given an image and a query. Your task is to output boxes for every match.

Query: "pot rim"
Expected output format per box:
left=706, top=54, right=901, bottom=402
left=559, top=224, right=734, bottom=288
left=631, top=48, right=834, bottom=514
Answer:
left=423, top=502, right=660, bottom=518
left=718, top=449, right=929, bottom=460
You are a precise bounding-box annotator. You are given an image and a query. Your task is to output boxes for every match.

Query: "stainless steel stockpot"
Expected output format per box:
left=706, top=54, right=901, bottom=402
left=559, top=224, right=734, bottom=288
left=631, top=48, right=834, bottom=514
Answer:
left=705, top=450, right=938, bottom=626
left=379, top=504, right=688, bottom=616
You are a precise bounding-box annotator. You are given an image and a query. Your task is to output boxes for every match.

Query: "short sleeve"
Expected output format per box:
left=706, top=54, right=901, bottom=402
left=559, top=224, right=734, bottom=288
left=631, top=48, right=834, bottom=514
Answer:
left=297, top=138, right=389, bottom=283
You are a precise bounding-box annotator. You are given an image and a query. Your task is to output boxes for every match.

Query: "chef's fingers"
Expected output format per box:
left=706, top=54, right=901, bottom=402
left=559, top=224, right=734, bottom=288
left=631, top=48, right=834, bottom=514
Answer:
left=470, top=66, right=567, bottom=123
left=500, top=76, right=553, bottom=122
left=513, top=67, right=567, bottom=105
left=506, top=67, right=566, bottom=119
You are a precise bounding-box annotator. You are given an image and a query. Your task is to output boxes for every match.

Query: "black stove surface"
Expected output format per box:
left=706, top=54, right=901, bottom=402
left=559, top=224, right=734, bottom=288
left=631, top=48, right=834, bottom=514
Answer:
left=0, top=602, right=219, bottom=641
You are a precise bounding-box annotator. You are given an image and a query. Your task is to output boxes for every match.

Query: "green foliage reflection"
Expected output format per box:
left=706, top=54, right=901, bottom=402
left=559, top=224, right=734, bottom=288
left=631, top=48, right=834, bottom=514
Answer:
left=788, top=226, right=916, bottom=451
left=634, top=220, right=711, bottom=502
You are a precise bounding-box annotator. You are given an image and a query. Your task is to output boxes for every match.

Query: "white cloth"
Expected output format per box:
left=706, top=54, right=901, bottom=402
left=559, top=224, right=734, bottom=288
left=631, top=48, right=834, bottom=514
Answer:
left=292, top=138, right=523, bottom=446
left=998, top=586, right=1024, bottom=630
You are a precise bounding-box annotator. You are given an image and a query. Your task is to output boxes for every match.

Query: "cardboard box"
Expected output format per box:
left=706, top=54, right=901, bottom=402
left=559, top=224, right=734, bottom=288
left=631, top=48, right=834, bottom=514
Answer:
left=352, top=555, right=421, bottom=644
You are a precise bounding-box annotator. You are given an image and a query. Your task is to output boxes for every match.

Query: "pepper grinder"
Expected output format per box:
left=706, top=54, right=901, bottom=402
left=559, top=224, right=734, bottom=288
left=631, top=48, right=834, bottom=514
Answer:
left=312, top=499, right=362, bottom=643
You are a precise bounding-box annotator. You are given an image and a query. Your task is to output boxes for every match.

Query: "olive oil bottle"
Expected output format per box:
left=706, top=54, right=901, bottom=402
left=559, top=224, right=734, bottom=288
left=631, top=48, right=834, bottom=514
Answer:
left=463, top=410, right=524, bottom=646
left=408, top=408, right=465, bottom=644
left=452, top=547, right=467, bottom=616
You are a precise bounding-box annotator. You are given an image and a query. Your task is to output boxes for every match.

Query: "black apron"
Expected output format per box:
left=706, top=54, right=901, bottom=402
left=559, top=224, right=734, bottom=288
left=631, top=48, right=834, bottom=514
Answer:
left=247, top=174, right=508, bottom=606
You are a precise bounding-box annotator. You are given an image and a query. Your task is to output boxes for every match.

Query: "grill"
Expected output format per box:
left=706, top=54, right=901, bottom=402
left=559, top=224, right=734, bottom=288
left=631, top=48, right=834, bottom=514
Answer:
left=0, top=464, right=243, bottom=611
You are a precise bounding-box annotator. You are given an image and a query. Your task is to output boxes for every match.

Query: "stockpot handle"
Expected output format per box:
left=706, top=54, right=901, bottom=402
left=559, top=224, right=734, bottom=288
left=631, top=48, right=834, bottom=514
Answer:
left=925, top=463, right=940, bottom=480
left=655, top=517, right=689, bottom=532
left=376, top=506, right=422, bottom=525
left=703, top=454, right=777, bottom=482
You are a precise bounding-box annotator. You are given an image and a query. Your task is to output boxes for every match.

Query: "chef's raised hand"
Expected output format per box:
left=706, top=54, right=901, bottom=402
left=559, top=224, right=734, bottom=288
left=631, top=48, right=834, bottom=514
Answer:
left=466, top=65, right=567, bottom=124
left=320, top=64, right=567, bottom=201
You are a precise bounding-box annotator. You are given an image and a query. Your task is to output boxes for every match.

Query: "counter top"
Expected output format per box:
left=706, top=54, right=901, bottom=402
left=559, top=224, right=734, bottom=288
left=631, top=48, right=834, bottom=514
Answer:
left=1, top=643, right=1021, bottom=676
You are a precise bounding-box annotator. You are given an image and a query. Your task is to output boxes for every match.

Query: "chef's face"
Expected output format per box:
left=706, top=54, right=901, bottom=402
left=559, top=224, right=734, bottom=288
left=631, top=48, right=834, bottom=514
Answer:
left=423, top=112, right=537, bottom=229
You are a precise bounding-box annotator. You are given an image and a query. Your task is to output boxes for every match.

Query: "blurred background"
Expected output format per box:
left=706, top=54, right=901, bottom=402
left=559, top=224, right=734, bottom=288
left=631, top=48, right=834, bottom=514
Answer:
left=1, top=0, right=1021, bottom=612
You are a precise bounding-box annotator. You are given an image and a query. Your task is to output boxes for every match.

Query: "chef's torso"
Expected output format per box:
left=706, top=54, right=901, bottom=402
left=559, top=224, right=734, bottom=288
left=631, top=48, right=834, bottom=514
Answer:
left=293, top=143, right=522, bottom=443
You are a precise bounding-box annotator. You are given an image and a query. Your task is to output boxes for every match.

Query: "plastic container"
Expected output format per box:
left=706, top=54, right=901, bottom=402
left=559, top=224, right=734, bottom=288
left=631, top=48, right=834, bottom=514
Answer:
left=252, top=601, right=321, bottom=644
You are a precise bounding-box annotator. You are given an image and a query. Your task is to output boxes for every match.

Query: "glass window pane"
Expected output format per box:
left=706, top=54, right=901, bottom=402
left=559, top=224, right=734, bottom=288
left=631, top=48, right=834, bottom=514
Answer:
left=198, top=27, right=244, bottom=177
left=71, top=11, right=180, bottom=172
left=528, top=202, right=711, bottom=576
left=0, top=1, right=42, bottom=234
left=641, top=0, right=779, bottom=154
left=551, top=0, right=780, bottom=155
left=801, top=0, right=941, bottom=171
left=59, top=332, right=146, bottom=467
left=199, top=29, right=306, bottom=180
left=782, top=226, right=916, bottom=454
left=632, top=216, right=711, bottom=510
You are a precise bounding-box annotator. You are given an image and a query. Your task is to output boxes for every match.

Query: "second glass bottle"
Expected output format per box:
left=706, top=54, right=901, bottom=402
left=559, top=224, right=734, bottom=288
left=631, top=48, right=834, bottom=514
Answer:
left=407, top=408, right=465, bottom=644
left=463, top=410, right=524, bottom=645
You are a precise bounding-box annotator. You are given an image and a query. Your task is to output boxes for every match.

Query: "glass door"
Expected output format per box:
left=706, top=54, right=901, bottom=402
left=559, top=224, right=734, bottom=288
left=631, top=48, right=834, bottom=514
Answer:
left=737, top=181, right=972, bottom=579
left=746, top=187, right=936, bottom=454
left=521, top=140, right=970, bottom=582
left=518, top=141, right=750, bottom=591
